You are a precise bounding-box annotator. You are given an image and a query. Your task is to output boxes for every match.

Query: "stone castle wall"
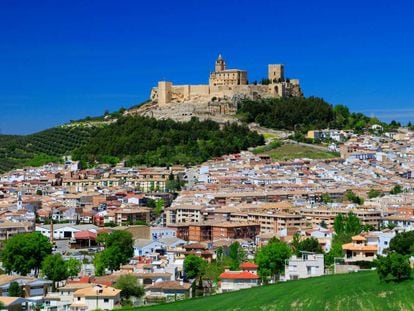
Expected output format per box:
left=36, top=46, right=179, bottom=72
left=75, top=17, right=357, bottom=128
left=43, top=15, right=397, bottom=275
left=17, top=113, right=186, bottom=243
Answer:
left=152, top=81, right=302, bottom=106
left=151, top=58, right=302, bottom=106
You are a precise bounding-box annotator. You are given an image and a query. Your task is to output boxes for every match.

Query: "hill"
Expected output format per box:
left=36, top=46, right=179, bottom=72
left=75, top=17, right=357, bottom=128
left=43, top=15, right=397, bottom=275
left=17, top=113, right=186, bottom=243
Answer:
left=237, top=97, right=386, bottom=135
left=0, top=116, right=264, bottom=172
left=0, top=126, right=96, bottom=173
left=72, top=116, right=264, bottom=167
left=127, top=271, right=414, bottom=311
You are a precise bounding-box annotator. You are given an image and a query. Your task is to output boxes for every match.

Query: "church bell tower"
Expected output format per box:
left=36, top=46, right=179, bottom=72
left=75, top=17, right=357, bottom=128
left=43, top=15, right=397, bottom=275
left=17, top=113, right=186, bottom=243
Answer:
left=215, top=54, right=226, bottom=72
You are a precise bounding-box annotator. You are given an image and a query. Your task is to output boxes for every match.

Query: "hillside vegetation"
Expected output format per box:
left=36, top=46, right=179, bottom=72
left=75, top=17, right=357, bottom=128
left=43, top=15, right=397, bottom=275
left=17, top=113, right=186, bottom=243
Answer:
left=128, top=271, right=414, bottom=311
left=72, top=116, right=264, bottom=167
left=0, top=127, right=95, bottom=173
left=237, top=97, right=384, bottom=134
left=0, top=116, right=264, bottom=172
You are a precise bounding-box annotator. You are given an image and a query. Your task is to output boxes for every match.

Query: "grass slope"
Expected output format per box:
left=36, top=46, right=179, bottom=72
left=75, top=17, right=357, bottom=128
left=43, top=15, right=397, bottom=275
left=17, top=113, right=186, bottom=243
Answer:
left=130, top=272, right=414, bottom=311
left=253, top=142, right=339, bottom=161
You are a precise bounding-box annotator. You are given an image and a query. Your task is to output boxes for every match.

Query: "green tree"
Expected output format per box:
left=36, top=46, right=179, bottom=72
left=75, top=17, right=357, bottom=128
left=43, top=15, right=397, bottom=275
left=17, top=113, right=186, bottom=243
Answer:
left=368, top=189, right=382, bottom=199
left=321, top=193, right=333, bottom=204
left=66, top=258, right=81, bottom=279
left=229, top=241, right=246, bottom=270
left=389, top=231, right=414, bottom=255
left=184, top=255, right=206, bottom=280
left=41, top=254, right=68, bottom=290
left=94, top=230, right=134, bottom=274
left=324, top=242, right=343, bottom=267
left=333, top=212, right=362, bottom=236
left=8, top=281, right=23, bottom=297
left=345, top=212, right=362, bottom=236
left=106, top=230, right=134, bottom=261
left=93, top=253, right=106, bottom=276
left=2, top=232, right=52, bottom=276
left=390, top=184, right=402, bottom=195
left=345, top=190, right=364, bottom=205
left=154, top=199, right=165, bottom=217
left=334, top=213, right=345, bottom=235
left=376, top=253, right=411, bottom=282
left=255, top=239, right=291, bottom=283
left=96, top=232, right=109, bottom=246
left=296, top=237, right=323, bottom=256
left=115, top=274, right=145, bottom=304
left=202, top=261, right=224, bottom=292
left=291, top=232, right=301, bottom=255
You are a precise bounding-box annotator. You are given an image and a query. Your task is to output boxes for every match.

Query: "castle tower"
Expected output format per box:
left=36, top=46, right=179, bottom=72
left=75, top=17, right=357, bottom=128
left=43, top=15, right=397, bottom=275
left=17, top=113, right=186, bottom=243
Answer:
left=158, top=81, right=172, bottom=105
left=268, top=64, right=284, bottom=82
left=215, top=54, right=226, bottom=72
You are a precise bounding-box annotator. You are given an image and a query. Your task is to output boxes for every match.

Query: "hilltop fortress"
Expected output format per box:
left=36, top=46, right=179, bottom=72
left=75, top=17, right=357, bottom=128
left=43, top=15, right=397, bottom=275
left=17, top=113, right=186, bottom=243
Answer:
left=130, top=55, right=302, bottom=122
left=151, top=55, right=302, bottom=106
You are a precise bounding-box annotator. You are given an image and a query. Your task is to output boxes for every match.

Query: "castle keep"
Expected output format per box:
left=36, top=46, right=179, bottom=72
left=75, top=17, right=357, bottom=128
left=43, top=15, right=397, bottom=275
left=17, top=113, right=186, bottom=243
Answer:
left=151, top=55, right=302, bottom=106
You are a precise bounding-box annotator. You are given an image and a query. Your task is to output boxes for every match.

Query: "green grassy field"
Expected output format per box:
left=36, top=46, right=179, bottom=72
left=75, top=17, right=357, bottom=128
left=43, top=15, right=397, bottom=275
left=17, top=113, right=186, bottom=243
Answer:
left=128, top=272, right=414, bottom=311
left=253, top=142, right=339, bottom=161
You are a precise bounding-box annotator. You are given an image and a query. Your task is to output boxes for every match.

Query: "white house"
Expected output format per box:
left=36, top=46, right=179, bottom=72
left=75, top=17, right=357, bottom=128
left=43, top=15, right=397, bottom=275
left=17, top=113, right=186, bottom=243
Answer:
left=305, top=227, right=334, bottom=252
left=71, top=285, right=121, bottom=311
left=150, top=227, right=177, bottom=241
left=219, top=271, right=259, bottom=293
left=133, top=239, right=166, bottom=257
left=284, top=252, right=324, bottom=281
left=382, top=215, right=414, bottom=232
left=145, top=281, right=192, bottom=303
left=36, top=224, right=98, bottom=240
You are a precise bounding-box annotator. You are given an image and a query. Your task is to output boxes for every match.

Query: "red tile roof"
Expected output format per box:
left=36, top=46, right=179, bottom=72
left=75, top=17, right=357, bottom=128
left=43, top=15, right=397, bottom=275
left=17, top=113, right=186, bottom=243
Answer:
left=240, top=262, right=258, bottom=269
left=219, top=271, right=259, bottom=280
left=74, top=230, right=97, bottom=240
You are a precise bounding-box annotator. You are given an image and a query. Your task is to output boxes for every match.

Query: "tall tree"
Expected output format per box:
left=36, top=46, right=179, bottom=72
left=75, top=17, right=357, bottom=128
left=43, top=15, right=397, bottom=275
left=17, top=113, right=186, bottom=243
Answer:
left=229, top=242, right=246, bottom=270
left=184, top=255, right=206, bottom=280
left=8, top=282, right=23, bottom=297
left=334, top=214, right=345, bottom=235
left=345, top=212, right=362, bottom=235
left=41, top=254, right=68, bottom=290
left=93, top=230, right=134, bottom=274
left=202, top=262, right=224, bottom=291
left=66, top=258, right=82, bottom=279
left=389, top=231, right=414, bottom=255
left=115, top=274, right=145, bottom=305
left=255, top=239, right=291, bottom=283
left=376, top=253, right=411, bottom=282
left=296, top=237, right=323, bottom=256
left=2, top=232, right=52, bottom=276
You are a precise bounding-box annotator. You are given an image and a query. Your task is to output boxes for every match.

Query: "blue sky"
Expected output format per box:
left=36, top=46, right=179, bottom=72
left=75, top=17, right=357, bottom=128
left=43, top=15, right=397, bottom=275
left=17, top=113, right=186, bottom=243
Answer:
left=1, top=0, right=414, bottom=134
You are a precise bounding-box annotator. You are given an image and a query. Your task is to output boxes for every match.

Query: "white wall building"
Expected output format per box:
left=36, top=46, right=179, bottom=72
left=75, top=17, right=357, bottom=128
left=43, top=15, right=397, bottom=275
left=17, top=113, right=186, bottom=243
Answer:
left=284, top=252, right=324, bottom=281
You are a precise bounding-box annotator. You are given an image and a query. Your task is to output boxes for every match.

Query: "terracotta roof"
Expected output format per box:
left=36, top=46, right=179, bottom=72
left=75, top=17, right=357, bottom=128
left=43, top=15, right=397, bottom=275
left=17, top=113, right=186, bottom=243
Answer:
left=73, top=285, right=121, bottom=298
left=219, top=271, right=259, bottom=280
left=74, top=230, right=97, bottom=240
left=342, top=243, right=377, bottom=252
left=240, top=262, right=258, bottom=269
left=146, top=281, right=191, bottom=291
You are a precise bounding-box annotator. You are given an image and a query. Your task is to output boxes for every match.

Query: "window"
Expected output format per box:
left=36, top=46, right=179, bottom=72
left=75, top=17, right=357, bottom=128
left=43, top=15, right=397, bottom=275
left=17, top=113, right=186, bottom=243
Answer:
left=104, top=298, right=109, bottom=303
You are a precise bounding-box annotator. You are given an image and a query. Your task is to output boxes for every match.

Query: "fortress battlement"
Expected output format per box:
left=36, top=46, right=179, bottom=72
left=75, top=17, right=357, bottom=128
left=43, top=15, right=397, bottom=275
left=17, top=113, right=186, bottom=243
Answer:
left=150, top=55, right=302, bottom=107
